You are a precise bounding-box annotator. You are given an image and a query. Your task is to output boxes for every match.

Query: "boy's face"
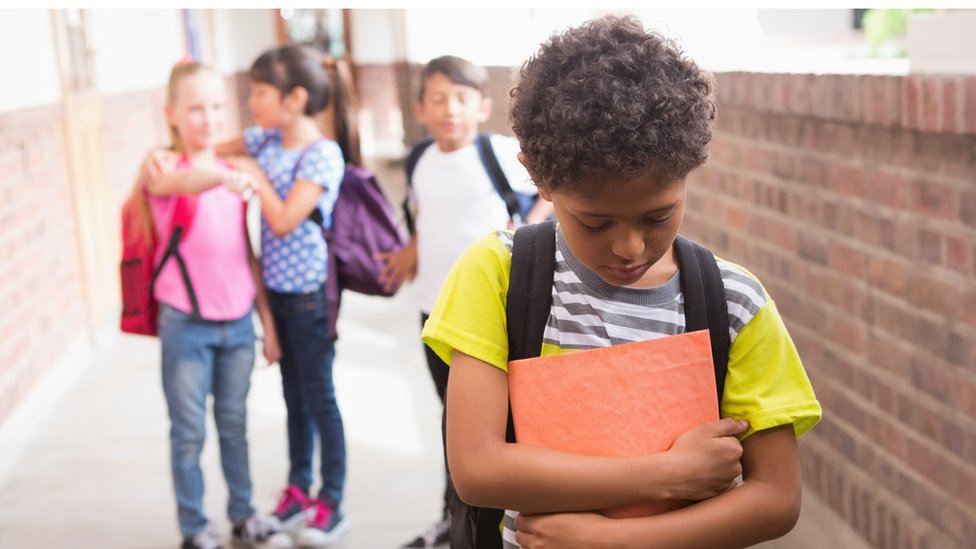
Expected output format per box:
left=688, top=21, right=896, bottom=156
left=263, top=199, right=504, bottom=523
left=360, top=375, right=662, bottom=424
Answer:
left=540, top=173, right=687, bottom=288
left=415, top=72, right=491, bottom=152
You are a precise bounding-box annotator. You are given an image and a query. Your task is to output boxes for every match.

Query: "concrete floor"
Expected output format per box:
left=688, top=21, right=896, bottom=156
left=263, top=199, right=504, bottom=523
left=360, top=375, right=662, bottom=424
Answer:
left=0, top=285, right=446, bottom=549
left=0, top=272, right=860, bottom=549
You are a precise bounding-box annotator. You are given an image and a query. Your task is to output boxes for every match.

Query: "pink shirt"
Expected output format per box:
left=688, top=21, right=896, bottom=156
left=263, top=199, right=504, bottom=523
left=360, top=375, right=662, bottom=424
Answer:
left=147, top=160, right=255, bottom=321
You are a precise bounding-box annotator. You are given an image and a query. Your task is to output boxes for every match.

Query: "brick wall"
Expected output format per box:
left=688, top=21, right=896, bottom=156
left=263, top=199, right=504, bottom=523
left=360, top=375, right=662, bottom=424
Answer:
left=0, top=106, right=88, bottom=425
left=683, top=72, right=976, bottom=548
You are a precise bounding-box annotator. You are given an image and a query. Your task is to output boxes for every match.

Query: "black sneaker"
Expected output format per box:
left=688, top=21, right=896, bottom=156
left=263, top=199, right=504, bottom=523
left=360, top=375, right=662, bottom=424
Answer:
left=232, top=513, right=293, bottom=548
left=182, top=523, right=223, bottom=549
left=402, top=516, right=450, bottom=548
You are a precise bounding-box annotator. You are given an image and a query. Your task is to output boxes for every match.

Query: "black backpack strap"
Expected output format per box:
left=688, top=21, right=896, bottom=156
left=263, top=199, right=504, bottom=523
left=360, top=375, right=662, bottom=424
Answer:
left=507, top=219, right=557, bottom=361
left=674, top=235, right=730, bottom=407
left=149, top=226, right=201, bottom=319
left=402, top=137, right=435, bottom=235
left=465, top=220, right=556, bottom=549
left=475, top=132, right=522, bottom=225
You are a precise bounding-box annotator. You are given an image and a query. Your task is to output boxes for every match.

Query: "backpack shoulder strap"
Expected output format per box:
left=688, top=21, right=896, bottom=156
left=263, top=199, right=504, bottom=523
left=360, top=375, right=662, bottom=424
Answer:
left=475, top=132, right=521, bottom=225
left=467, top=220, right=556, bottom=549
left=150, top=195, right=201, bottom=318
left=402, top=137, right=435, bottom=235
left=674, top=235, right=730, bottom=407
left=507, top=219, right=557, bottom=361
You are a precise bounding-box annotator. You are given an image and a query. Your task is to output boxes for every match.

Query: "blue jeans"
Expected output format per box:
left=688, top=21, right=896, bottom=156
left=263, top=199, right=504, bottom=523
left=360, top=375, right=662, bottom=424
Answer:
left=268, top=285, right=345, bottom=507
left=159, top=304, right=256, bottom=537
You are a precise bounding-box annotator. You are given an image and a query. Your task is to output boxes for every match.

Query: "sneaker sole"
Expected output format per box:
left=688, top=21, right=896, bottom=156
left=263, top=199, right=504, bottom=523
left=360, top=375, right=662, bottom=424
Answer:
left=295, top=516, right=349, bottom=548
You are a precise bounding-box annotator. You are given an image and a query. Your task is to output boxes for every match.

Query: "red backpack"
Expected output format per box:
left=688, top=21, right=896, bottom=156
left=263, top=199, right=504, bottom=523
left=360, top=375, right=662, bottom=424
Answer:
left=119, top=192, right=200, bottom=336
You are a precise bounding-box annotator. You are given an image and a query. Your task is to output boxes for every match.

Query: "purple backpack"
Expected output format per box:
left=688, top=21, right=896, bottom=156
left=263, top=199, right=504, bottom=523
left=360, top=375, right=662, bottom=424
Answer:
left=321, top=165, right=408, bottom=338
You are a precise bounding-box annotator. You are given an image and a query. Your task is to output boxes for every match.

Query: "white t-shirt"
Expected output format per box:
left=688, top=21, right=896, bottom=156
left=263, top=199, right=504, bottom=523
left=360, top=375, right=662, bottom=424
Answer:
left=412, top=134, right=536, bottom=313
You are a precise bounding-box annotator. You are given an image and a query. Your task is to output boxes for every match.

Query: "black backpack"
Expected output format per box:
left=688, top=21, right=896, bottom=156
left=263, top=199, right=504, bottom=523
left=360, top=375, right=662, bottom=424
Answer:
left=447, top=220, right=731, bottom=548
left=402, top=131, right=538, bottom=233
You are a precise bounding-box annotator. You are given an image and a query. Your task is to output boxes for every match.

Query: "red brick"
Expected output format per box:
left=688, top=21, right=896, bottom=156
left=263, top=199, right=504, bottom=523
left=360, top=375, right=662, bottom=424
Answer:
left=911, top=180, right=957, bottom=221
left=922, top=77, right=944, bottom=133
left=964, top=75, right=976, bottom=134
left=866, top=170, right=911, bottom=210
left=828, top=163, right=867, bottom=198
left=918, top=228, right=943, bottom=264
left=827, top=239, right=865, bottom=277
left=867, top=253, right=910, bottom=297
left=905, top=76, right=923, bottom=130
left=943, top=77, right=960, bottom=134
left=960, top=190, right=976, bottom=228
left=944, top=234, right=974, bottom=276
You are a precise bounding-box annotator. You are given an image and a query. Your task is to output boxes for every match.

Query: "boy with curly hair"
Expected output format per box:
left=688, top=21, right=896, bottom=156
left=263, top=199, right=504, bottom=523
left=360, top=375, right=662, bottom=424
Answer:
left=421, top=14, right=821, bottom=548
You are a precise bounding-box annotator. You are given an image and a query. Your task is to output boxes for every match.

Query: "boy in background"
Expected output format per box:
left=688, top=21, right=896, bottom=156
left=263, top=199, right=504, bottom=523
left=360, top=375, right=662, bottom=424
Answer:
left=377, top=55, right=552, bottom=548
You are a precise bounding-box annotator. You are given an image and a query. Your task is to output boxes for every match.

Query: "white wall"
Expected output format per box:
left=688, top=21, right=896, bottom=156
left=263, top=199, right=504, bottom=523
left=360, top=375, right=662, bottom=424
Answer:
left=908, top=10, right=976, bottom=74
left=0, top=10, right=61, bottom=111
left=349, top=9, right=406, bottom=64
left=396, top=9, right=764, bottom=71
left=212, top=9, right=277, bottom=75
left=88, top=10, right=184, bottom=95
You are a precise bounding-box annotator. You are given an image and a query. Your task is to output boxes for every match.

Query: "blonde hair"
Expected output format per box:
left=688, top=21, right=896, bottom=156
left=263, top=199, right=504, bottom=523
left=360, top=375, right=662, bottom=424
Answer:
left=126, top=60, right=217, bottom=246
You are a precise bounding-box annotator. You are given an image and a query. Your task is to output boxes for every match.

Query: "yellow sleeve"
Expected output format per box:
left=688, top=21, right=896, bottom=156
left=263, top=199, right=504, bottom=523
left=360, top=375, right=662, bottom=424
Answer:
left=722, top=297, right=822, bottom=438
left=421, top=232, right=513, bottom=372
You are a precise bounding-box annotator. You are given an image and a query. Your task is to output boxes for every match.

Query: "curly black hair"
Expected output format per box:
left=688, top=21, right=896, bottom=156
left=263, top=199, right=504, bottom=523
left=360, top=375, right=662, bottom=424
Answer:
left=510, top=14, right=715, bottom=192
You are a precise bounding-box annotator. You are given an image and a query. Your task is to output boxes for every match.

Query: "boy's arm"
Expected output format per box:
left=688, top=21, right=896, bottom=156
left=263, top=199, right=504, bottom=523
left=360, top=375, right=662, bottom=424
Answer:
left=375, top=237, right=417, bottom=293
left=514, top=425, right=801, bottom=548
left=447, top=349, right=749, bottom=514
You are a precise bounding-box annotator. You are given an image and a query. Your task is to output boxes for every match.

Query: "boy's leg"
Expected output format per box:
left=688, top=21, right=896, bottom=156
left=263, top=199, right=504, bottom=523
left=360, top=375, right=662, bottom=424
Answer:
left=159, top=304, right=219, bottom=538
left=211, top=310, right=257, bottom=524
left=420, top=313, right=450, bottom=518
left=270, top=294, right=315, bottom=494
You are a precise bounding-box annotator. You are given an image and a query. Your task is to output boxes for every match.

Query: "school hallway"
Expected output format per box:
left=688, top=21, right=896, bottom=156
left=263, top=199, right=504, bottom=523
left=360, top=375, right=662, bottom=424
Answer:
left=0, top=277, right=854, bottom=549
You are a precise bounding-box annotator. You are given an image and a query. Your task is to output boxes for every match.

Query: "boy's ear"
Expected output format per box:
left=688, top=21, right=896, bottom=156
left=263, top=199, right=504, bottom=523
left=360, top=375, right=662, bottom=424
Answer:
left=414, top=101, right=427, bottom=125
left=478, top=96, right=493, bottom=123
left=517, top=151, right=551, bottom=200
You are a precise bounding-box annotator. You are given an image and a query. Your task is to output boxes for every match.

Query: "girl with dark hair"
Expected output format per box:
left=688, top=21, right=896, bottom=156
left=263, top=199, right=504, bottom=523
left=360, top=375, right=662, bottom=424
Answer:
left=211, top=44, right=350, bottom=548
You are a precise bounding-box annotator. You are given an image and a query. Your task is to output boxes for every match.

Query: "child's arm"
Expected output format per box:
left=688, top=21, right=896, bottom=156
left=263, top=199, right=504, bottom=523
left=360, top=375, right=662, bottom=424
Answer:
left=514, top=425, right=801, bottom=548
left=375, top=238, right=418, bottom=293
left=447, top=350, right=749, bottom=515
left=248, top=241, right=280, bottom=365
left=251, top=177, right=323, bottom=237
left=216, top=136, right=247, bottom=157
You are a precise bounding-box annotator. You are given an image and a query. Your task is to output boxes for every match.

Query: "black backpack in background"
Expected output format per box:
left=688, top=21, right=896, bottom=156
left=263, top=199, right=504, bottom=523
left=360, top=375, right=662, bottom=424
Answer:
left=447, top=220, right=731, bottom=548
left=403, top=132, right=538, bottom=233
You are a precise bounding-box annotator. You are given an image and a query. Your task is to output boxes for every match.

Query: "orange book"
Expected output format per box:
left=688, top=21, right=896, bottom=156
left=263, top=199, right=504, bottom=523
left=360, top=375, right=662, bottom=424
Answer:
left=508, top=329, right=718, bottom=518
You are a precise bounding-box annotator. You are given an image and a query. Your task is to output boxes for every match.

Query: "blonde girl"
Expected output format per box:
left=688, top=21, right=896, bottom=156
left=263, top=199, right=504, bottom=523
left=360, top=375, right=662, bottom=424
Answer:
left=136, top=60, right=288, bottom=549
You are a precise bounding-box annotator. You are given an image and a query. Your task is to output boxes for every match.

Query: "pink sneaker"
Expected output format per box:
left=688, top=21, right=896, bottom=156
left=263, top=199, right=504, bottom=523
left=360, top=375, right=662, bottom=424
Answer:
left=271, top=485, right=313, bottom=532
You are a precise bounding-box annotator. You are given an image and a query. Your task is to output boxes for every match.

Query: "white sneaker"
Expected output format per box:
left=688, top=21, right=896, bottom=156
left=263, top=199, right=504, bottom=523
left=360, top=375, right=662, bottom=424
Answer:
left=183, top=523, right=223, bottom=549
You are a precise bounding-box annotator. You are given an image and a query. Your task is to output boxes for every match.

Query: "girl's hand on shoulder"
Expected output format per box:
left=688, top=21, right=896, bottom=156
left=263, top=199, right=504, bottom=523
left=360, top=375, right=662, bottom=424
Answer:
left=140, top=147, right=179, bottom=184
left=515, top=511, right=611, bottom=549
left=663, top=418, right=748, bottom=501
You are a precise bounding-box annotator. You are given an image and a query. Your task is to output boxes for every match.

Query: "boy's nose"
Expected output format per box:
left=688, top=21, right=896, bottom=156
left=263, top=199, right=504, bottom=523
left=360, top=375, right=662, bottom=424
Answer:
left=611, top=229, right=645, bottom=260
